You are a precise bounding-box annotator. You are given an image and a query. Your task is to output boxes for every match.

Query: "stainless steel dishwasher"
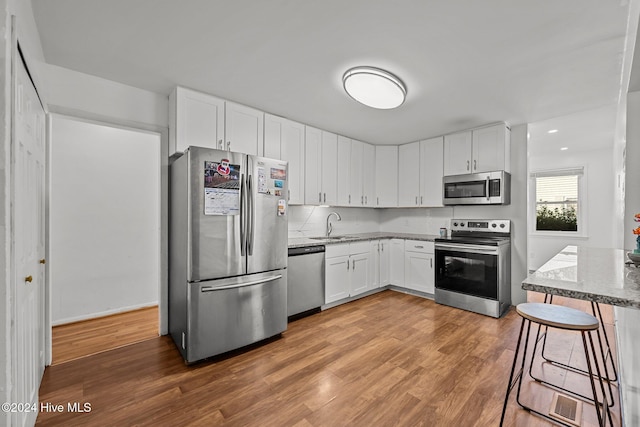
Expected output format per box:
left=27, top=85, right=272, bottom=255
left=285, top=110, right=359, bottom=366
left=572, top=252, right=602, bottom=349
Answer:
left=287, top=245, right=325, bottom=318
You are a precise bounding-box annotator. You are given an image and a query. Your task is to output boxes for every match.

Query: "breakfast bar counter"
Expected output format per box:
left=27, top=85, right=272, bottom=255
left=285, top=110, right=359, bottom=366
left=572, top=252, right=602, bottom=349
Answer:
left=522, top=245, right=640, bottom=426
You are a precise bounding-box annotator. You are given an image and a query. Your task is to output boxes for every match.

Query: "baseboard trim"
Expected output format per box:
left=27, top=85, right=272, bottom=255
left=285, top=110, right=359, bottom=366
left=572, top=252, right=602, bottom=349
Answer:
left=52, top=302, right=158, bottom=326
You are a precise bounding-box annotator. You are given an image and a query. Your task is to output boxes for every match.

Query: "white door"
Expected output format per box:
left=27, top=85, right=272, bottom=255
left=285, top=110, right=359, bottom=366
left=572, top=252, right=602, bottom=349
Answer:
left=13, top=57, right=46, bottom=427
left=419, top=137, right=444, bottom=207
left=375, top=146, right=398, bottom=207
left=280, top=119, right=305, bottom=205
left=350, top=252, right=370, bottom=296
left=172, top=87, right=225, bottom=154
left=404, top=252, right=433, bottom=293
left=389, top=239, right=405, bottom=286
left=336, top=135, right=351, bottom=206
left=379, top=240, right=390, bottom=286
left=349, top=139, right=363, bottom=206
left=362, top=143, right=375, bottom=206
left=443, top=131, right=472, bottom=176
left=472, top=124, right=507, bottom=173
left=370, top=240, right=380, bottom=288
left=320, top=131, right=338, bottom=205
left=224, top=101, right=264, bottom=155
left=304, top=126, right=321, bottom=205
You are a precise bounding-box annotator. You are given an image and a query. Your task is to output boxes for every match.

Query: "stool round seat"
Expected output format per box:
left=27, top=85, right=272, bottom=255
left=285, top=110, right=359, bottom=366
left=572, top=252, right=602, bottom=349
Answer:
left=516, top=303, right=599, bottom=331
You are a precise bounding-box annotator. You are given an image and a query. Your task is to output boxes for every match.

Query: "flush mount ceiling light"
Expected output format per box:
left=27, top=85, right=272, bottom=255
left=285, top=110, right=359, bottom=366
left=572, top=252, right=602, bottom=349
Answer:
left=342, top=66, right=406, bottom=109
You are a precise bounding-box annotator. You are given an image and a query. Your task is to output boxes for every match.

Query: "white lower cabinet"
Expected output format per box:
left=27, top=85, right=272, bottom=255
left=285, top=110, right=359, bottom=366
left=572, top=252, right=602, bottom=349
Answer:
left=403, top=240, right=434, bottom=294
left=325, top=242, right=371, bottom=304
left=389, top=239, right=405, bottom=287
left=370, top=239, right=390, bottom=288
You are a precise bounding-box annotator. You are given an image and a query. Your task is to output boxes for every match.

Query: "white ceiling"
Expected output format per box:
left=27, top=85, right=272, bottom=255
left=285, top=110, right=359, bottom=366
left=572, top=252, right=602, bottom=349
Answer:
left=31, top=0, right=635, bottom=145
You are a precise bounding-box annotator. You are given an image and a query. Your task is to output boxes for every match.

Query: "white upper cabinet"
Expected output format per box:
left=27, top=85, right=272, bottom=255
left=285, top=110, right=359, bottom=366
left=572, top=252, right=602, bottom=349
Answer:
left=321, top=131, right=338, bottom=206
left=419, top=136, right=444, bottom=207
left=443, top=131, right=473, bottom=175
left=375, top=146, right=399, bottom=207
left=304, top=126, right=322, bottom=205
left=264, top=114, right=305, bottom=204
left=170, top=86, right=225, bottom=155
left=472, top=123, right=511, bottom=173
left=398, top=141, right=421, bottom=207
left=443, top=123, right=510, bottom=176
left=362, top=143, right=375, bottom=207
left=336, top=135, right=351, bottom=206
left=349, top=139, right=363, bottom=206
left=224, top=101, right=264, bottom=156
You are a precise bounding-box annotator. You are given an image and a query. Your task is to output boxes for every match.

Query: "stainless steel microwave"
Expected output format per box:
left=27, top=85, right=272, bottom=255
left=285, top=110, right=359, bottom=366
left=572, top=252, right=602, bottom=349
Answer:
left=442, top=170, right=510, bottom=205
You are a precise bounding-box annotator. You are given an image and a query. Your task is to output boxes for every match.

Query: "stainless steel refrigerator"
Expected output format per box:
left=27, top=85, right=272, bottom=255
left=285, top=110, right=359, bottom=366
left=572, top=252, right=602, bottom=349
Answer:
left=169, top=146, right=288, bottom=363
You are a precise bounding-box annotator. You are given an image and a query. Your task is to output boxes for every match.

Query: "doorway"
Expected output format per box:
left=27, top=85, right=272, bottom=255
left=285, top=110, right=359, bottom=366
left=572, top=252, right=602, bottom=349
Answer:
left=49, top=115, right=161, bottom=364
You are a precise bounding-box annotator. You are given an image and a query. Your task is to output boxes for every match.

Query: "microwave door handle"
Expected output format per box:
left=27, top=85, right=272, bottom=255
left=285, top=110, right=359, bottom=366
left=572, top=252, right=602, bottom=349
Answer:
left=486, top=177, right=490, bottom=201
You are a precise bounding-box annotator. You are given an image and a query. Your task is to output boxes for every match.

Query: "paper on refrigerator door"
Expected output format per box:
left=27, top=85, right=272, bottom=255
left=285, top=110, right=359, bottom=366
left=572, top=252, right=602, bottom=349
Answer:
left=203, top=160, right=241, bottom=215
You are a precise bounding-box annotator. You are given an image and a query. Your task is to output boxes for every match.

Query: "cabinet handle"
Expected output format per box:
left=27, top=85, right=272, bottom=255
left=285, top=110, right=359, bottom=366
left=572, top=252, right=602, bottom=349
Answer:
left=319, top=192, right=322, bottom=203
left=218, top=139, right=223, bottom=149
left=349, top=194, right=351, bottom=204
left=377, top=197, right=379, bottom=205
left=226, top=141, right=231, bottom=151
left=39, top=259, right=46, bottom=264
left=324, top=193, right=326, bottom=203
left=430, top=258, right=433, bottom=268
left=365, top=196, right=368, bottom=204
left=288, top=189, right=290, bottom=201
left=352, top=259, right=355, bottom=270
left=466, top=160, right=470, bottom=171
left=381, top=243, right=384, bottom=252
left=474, top=159, right=477, bottom=170
left=377, top=243, right=380, bottom=253
left=361, top=196, right=363, bottom=205
left=415, top=196, right=418, bottom=205
left=25, top=275, right=33, bottom=283
left=347, top=261, right=349, bottom=271
left=415, top=245, right=424, bottom=249
left=420, top=196, right=423, bottom=205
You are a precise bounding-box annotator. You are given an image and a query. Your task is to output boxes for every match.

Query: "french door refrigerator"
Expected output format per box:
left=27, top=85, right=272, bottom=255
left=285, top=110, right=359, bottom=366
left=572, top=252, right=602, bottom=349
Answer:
left=169, top=146, right=288, bottom=363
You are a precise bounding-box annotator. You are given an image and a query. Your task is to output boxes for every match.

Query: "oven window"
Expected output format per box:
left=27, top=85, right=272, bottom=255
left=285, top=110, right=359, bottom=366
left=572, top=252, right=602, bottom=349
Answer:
left=435, top=250, right=498, bottom=299
left=444, top=180, right=486, bottom=198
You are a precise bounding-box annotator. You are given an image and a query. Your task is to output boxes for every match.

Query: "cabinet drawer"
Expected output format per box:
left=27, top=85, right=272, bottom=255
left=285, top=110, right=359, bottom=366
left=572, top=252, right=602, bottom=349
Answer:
left=404, top=240, right=434, bottom=253
left=349, top=241, right=370, bottom=255
left=325, top=243, right=350, bottom=258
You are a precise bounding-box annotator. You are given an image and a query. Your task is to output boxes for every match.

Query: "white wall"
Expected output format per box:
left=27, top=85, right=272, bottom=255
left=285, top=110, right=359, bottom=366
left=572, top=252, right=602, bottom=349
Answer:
left=528, top=147, right=616, bottom=270
left=42, top=63, right=169, bottom=129
left=288, top=205, right=379, bottom=237
left=379, top=207, right=453, bottom=234
left=50, top=116, right=161, bottom=324
left=626, top=91, right=640, bottom=251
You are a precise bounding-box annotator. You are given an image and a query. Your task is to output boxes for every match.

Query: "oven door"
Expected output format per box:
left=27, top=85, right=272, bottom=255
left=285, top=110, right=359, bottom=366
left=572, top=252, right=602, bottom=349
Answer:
left=435, top=243, right=499, bottom=299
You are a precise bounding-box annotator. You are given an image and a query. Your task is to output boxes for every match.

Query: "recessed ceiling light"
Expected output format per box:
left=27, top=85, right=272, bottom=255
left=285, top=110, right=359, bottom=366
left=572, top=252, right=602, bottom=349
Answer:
left=342, top=66, right=406, bottom=109
left=548, top=129, right=559, bottom=134
left=560, top=147, right=569, bottom=151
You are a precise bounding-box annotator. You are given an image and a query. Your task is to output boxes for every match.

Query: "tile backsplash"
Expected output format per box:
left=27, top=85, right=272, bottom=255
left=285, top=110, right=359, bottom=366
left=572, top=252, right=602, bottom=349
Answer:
left=288, top=205, right=454, bottom=237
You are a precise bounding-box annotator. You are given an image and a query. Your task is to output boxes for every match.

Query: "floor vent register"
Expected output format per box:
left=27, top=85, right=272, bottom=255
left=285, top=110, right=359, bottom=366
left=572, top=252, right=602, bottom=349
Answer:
left=549, top=392, right=582, bottom=426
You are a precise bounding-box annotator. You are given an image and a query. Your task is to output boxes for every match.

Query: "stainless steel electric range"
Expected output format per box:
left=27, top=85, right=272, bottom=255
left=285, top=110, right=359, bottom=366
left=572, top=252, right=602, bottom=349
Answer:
left=434, top=219, right=511, bottom=318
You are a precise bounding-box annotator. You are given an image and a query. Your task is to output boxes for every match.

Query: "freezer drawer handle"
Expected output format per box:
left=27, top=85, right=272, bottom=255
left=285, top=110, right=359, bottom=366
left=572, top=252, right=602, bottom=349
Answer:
left=200, top=274, right=283, bottom=292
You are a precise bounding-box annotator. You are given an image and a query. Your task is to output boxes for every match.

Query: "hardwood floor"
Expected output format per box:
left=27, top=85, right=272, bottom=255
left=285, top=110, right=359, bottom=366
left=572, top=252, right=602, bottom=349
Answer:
left=51, top=306, right=159, bottom=365
left=37, top=291, right=620, bottom=426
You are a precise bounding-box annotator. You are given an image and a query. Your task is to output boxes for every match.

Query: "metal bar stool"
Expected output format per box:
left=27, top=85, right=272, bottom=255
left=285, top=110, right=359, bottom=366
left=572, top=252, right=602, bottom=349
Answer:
left=500, top=303, right=612, bottom=427
left=531, top=295, right=618, bottom=408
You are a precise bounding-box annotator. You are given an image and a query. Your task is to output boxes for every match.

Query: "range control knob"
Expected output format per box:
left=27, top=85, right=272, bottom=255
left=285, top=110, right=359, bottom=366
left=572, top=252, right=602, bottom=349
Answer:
left=500, top=223, right=505, bottom=228
left=492, top=223, right=497, bottom=228
left=460, top=223, right=465, bottom=227
left=453, top=222, right=458, bottom=227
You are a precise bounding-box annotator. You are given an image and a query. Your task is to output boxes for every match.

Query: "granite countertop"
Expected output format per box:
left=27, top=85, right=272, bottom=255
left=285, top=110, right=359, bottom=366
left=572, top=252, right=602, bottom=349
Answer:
left=522, top=245, right=640, bottom=309
left=288, top=232, right=439, bottom=249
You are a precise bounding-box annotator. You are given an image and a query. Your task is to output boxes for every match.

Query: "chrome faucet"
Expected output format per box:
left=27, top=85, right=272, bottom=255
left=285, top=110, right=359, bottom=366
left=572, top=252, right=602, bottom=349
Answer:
left=326, top=212, right=342, bottom=237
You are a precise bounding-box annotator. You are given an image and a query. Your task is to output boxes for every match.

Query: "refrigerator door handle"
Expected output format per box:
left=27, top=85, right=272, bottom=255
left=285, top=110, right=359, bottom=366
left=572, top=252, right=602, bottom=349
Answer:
left=247, top=174, right=255, bottom=255
left=240, top=174, right=246, bottom=256
left=200, top=274, right=283, bottom=292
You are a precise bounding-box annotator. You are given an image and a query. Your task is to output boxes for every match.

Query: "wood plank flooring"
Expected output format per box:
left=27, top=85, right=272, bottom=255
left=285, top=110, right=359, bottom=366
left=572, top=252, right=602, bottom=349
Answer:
left=51, top=306, right=159, bottom=365
left=37, top=291, right=621, bottom=426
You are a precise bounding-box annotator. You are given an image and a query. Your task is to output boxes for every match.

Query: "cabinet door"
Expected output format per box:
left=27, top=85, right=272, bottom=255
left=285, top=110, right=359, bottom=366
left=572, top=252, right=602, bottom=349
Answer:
left=349, top=139, right=363, bottom=206
left=304, top=126, right=322, bottom=205
left=281, top=119, right=305, bottom=205
left=225, top=101, right=264, bottom=156
left=379, top=239, right=390, bottom=286
left=472, top=124, right=509, bottom=173
left=171, top=87, right=224, bottom=155
left=443, top=131, right=472, bottom=176
left=350, top=252, right=370, bottom=296
left=362, top=143, right=375, bottom=206
left=336, top=136, right=351, bottom=206
left=325, top=255, right=350, bottom=303
left=404, top=251, right=433, bottom=294
left=375, top=146, right=399, bottom=207
left=263, top=114, right=283, bottom=159
left=389, top=239, right=405, bottom=286
left=398, top=141, right=421, bottom=207
left=321, top=131, right=338, bottom=205
left=370, top=240, right=380, bottom=288
left=419, top=137, right=444, bottom=207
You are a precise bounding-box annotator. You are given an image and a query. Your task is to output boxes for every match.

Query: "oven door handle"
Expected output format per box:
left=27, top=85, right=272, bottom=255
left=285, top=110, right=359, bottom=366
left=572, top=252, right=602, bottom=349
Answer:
left=435, top=243, right=499, bottom=255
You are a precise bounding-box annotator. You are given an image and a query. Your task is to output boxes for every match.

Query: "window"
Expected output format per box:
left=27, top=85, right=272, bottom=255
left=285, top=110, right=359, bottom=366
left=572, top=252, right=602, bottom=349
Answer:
left=531, top=168, right=584, bottom=233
